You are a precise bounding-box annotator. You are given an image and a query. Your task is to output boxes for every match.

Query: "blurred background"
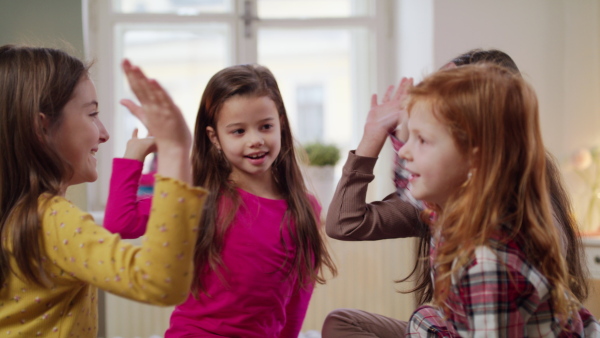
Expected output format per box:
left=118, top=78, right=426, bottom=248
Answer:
left=1, top=0, right=599, bottom=337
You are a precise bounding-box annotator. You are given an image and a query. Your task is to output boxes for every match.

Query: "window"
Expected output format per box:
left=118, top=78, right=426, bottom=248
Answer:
left=86, top=0, right=394, bottom=211
left=296, top=84, right=324, bottom=143
left=86, top=1, right=395, bottom=335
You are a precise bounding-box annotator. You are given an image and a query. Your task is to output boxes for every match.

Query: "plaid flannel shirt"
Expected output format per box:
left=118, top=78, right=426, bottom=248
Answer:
left=407, top=235, right=600, bottom=337
left=390, top=133, right=425, bottom=210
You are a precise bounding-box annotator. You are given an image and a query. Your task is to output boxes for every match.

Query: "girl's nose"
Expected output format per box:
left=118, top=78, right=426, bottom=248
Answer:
left=397, top=143, right=411, bottom=161
left=98, top=119, right=110, bottom=143
left=249, top=133, right=264, bottom=148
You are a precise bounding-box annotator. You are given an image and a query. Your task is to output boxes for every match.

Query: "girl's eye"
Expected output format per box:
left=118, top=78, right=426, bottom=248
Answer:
left=418, top=136, right=426, bottom=144
left=261, top=124, right=273, bottom=131
left=89, top=111, right=99, bottom=118
left=232, top=129, right=244, bottom=135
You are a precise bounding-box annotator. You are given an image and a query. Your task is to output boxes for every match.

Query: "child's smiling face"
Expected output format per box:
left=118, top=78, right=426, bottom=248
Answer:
left=207, top=95, right=281, bottom=185
left=49, top=77, right=110, bottom=188
left=398, top=100, right=471, bottom=207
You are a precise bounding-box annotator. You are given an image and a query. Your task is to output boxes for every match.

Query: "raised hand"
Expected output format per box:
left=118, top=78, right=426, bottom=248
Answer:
left=121, top=59, right=191, bottom=184
left=123, top=128, right=157, bottom=162
left=121, top=59, right=191, bottom=151
left=356, top=77, right=413, bottom=157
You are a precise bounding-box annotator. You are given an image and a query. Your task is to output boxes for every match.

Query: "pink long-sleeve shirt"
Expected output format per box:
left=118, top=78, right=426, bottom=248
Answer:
left=104, top=158, right=317, bottom=337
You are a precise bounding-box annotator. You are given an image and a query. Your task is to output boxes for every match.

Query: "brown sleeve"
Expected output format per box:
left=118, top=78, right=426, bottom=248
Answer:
left=325, top=150, right=424, bottom=241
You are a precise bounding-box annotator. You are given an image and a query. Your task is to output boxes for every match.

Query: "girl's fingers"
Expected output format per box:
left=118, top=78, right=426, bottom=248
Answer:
left=148, top=79, right=175, bottom=108
left=120, top=99, right=147, bottom=126
left=393, top=78, right=407, bottom=101
left=393, top=77, right=413, bottom=102
left=371, top=93, right=378, bottom=108
left=382, top=85, right=394, bottom=103
left=123, top=60, right=154, bottom=104
left=132, top=128, right=139, bottom=139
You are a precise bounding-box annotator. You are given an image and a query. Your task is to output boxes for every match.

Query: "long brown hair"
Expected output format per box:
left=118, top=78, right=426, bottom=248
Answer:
left=191, top=64, right=336, bottom=296
left=0, top=45, right=89, bottom=286
left=407, top=64, right=578, bottom=322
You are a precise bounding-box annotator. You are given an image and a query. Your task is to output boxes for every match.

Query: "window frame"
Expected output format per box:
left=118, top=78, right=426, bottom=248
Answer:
left=84, top=0, right=396, bottom=213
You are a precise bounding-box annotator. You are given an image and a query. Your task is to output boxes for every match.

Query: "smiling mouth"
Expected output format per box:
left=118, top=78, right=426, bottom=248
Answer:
left=245, top=152, right=267, bottom=159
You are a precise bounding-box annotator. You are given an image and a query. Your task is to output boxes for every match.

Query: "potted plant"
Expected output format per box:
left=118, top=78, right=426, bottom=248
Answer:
left=302, top=142, right=341, bottom=215
left=303, top=142, right=341, bottom=167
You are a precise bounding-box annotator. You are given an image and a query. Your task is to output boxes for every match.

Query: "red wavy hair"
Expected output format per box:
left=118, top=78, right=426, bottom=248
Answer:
left=407, top=64, right=578, bottom=322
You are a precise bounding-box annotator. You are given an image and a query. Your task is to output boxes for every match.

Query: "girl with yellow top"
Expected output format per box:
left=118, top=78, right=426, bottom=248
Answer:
left=0, top=45, right=207, bottom=337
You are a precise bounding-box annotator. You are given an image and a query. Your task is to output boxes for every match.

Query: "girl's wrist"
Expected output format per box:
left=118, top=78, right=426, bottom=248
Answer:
left=356, top=133, right=385, bottom=157
left=156, top=143, right=192, bottom=184
left=156, top=140, right=190, bottom=155
left=123, top=151, right=146, bottom=162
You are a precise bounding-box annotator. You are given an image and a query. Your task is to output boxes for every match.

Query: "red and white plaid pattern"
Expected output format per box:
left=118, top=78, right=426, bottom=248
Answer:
left=390, top=133, right=425, bottom=210
left=408, top=235, right=600, bottom=337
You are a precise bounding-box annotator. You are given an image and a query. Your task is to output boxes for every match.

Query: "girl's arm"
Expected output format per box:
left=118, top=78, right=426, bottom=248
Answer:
left=281, top=196, right=320, bottom=337
left=104, top=129, right=155, bottom=239
left=454, top=246, right=536, bottom=336
left=41, top=178, right=207, bottom=305
left=279, top=283, right=314, bottom=338
left=326, top=78, right=424, bottom=241
left=325, top=151, right=423, bottom=240
left=103, top=158, right=151, bottom=239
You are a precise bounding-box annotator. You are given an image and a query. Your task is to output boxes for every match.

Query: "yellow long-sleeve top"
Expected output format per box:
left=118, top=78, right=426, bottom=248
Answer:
left=0, top=176, right=207, bottom=337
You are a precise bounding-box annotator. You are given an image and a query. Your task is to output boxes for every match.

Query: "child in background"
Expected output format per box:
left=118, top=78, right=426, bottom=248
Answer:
left=400, top=63, right=599, bottom=336
left=104, top=64, right=337, bottom=337
left=0, top=45, right=207, bottom=337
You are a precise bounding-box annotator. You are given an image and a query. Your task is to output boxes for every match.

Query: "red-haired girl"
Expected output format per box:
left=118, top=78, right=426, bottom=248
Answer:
left=399, top=63, right=599, bottom=336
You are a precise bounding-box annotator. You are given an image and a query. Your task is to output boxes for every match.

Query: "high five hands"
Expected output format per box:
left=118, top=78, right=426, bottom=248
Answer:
left=121, top=59, right=192, bottom=184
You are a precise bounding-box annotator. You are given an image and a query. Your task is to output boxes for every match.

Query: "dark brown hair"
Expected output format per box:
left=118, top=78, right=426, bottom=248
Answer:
left=190, top=64, right=336, bottom=296
left=0, top=45, right=89, bottom=286
left=545, top=151, right=589, bottom=301
left=451, top=48, right=520, bottom=73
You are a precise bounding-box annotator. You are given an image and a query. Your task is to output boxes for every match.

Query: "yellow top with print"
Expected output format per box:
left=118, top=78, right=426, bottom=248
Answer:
left=0, top=176, right=207, bottom=337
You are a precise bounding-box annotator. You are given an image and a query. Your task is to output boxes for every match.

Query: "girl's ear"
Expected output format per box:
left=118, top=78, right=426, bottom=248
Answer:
left=38, top=112, right=49, bottom=131
left=206, top=126, right=221, bottom=150
left=469, top=146, right=480, bottom=172
left=37, top=112, right=51, bottom=140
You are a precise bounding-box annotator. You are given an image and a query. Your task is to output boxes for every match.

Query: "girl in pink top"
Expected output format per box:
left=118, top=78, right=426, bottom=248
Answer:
left=105, top=64, right=337, bottom=337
